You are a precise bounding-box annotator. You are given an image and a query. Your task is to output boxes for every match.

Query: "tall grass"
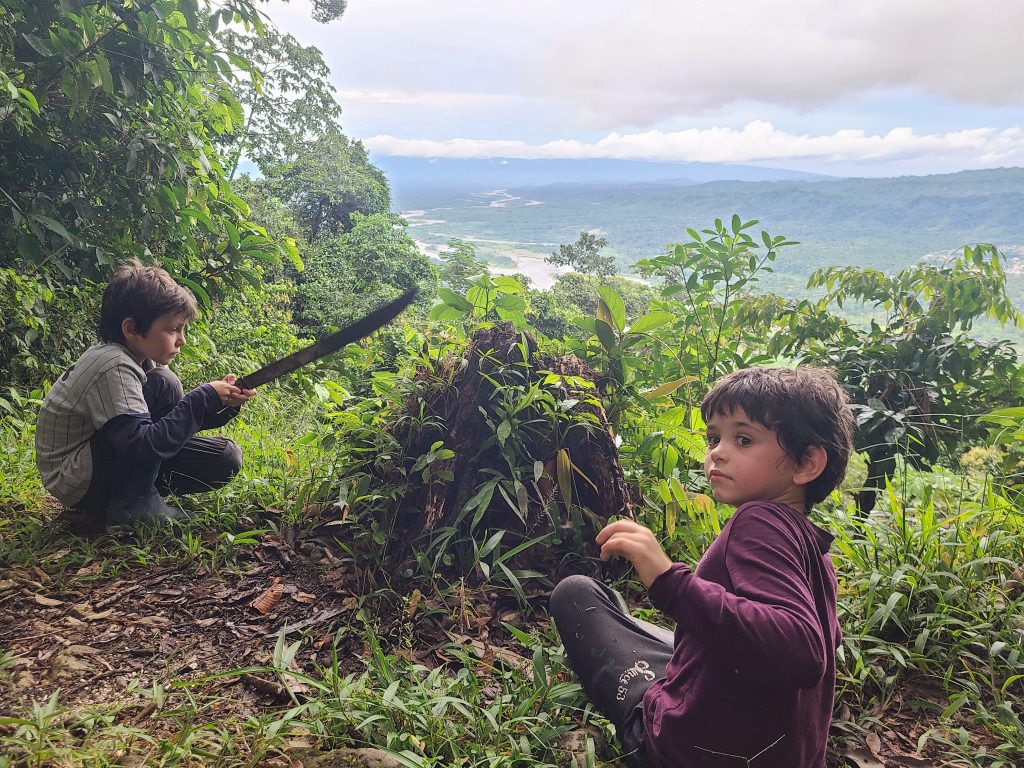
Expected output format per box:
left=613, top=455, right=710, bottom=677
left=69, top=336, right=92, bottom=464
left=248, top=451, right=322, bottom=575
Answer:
left=826, top=463, right=1024, bottom=765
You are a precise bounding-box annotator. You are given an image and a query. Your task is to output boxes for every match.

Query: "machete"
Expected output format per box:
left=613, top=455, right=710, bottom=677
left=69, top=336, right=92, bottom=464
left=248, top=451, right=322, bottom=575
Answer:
left=236, top=288, right=417, bottom=389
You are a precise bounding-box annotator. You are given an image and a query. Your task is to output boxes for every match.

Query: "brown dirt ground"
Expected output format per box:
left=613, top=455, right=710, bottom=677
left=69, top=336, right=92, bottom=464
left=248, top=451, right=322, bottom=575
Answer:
left=0, top=508, right=997, bottom=768
left=0, top=511, right=557, bottom=763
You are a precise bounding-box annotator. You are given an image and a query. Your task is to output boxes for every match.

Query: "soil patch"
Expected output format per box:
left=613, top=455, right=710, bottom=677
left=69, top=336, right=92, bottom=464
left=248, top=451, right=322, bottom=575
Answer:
left=0, top=521, right=539, bottom=722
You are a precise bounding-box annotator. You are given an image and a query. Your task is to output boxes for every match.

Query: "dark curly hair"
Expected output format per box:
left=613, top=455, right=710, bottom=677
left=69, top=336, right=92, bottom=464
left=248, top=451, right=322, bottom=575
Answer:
left=701, top=367, right=854, bottom=507
left=99, top=260, right=198, bottom=343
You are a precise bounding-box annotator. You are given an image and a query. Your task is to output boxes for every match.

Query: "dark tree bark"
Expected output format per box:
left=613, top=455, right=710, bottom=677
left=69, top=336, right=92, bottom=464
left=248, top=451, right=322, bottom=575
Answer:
left=392, top=322, right=632, bottom=564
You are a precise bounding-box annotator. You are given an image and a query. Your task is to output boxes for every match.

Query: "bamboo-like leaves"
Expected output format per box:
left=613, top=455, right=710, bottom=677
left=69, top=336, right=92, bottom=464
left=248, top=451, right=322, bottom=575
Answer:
left=643, top=375, right=698, bottom=401
left=556, top=448, right=573, bottom=510
left=555, top=448, right=599, bottom=513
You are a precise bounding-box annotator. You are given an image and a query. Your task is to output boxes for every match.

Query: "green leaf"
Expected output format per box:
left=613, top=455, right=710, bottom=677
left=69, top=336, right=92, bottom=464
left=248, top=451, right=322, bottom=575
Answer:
left=17, top=229, right=45, bottom=263
left=429, top=304, right=466, bottom=322
left=496, top=483, right=524, bottom=520
left=478, top=530, right=505, bottom=559
left=437, top=287, right=472, bottom=311
left=461, top=480, right=497, bottom=521
left=493, top=275, right=525, bottom=293
left=79, top=12, right=98, bottom=45
left=22, top=34, right=54, bottom=56
left=575, top=317, right=596, bottom=334
left=495, top=293, right=526, bottom=312
left=669, top=476, right=688, bottom=505
left=282, top=237, right=304, bottom=271
left=597, top=286, right=626, bottom=332
left=495, top=307, right=526, bottom=327
left=980, top=407, right=1024, bottom=424
left=628, top=310, right=674, bottom=335
left=179, top=207, right=215, bottom=230
left=16, top=88, right=39, bottom=115
left=502, top=621, right=535, bottom=648
left=643, top=376, right=697, bottom=400
left=179, top=0, right=200, bottom=28
left=83, top=60, right=102, bottom=89
left=224, top=220, right=240, bottom=249
left=178, top=276, right=211, bottom=310
left=556, top=449, right=572, bottom=509
left=466, top=285, right=490, bottom=315
left=95, top=52, right=113, bottom=95
left=381, top=679, right=400, bottom=704
left=32, top=215, right=74, bottom=243
left=594, top=318, right=617, bottom=352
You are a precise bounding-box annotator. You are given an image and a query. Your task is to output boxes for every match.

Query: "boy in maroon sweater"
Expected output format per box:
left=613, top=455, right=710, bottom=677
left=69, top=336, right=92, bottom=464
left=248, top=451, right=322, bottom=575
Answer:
left=551, top=367, right=853, bottom=768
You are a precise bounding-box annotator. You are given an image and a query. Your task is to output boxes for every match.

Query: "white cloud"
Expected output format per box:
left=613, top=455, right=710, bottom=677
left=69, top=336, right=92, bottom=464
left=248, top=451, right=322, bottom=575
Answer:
left=264, top=1, right=1024, bottom=173
left=364, top=122, right=1024, bottom=167
left=535, top=0, right=1024, bottom=125
left=334, top=89, right=523, bottom=109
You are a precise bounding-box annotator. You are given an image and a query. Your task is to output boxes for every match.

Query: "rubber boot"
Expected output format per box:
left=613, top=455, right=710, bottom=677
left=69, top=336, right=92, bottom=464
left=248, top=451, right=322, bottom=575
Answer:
left=107, top=490, right=188, bottom=525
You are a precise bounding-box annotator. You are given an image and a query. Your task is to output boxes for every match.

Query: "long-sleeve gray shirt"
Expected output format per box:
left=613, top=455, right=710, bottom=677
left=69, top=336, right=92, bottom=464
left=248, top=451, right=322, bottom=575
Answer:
left=36, top=343, right=228, bottom=504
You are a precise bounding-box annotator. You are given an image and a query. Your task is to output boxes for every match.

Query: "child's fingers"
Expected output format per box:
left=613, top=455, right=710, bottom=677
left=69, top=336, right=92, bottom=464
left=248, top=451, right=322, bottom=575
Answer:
left=224, top=374, right=237, bottom=384
left=598, top=530, right=647, bottom=561
left=227, top=388, right=255, bottom=406
left=596, top=518, right=646, bottom=545
left=599, top=529, right=673, bottom=586
left=596, top=518, right=631, bottom=543
left=599, top=525, right=660, bottom=557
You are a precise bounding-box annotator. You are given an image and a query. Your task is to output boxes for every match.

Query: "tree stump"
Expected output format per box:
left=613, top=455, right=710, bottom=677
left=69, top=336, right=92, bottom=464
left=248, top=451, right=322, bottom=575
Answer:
left=392, top=322, right=631, bottom=568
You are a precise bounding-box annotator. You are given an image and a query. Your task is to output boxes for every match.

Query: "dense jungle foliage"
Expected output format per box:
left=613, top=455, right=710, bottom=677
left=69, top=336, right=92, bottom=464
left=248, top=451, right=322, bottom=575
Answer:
left=2, top=3, right=1024, bottom=767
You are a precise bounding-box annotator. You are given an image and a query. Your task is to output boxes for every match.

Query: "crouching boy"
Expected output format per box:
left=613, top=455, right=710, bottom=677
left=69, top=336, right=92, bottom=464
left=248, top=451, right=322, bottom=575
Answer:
left=35, top=261, right=256, bottom=526
left=551, top=367, right=854, bottom=768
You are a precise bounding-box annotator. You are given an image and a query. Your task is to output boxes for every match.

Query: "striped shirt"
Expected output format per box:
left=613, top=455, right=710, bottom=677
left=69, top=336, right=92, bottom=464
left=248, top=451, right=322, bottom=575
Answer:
left=35, top=343, right=151, bottom=505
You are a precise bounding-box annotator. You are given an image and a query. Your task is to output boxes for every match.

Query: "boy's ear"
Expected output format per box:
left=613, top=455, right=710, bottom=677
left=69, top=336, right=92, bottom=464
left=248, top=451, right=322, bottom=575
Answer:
left=121, top=317, right=138, bottom=339
left=793, top=445, right=827, bottom=487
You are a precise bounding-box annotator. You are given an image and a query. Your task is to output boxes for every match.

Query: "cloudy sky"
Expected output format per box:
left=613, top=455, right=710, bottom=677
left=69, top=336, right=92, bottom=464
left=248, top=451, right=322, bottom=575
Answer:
left=265, top=0, right=1024, bottom=176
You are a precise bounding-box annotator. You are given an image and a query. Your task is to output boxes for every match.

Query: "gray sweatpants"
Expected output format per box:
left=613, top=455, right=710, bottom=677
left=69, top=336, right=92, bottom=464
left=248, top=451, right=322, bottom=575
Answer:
left=550, top=575, right=675, bottom=768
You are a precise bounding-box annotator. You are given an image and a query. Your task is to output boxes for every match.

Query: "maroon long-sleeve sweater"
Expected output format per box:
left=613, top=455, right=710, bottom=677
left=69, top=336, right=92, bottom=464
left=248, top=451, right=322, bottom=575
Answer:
left=643, top=500, right=841, bottom=768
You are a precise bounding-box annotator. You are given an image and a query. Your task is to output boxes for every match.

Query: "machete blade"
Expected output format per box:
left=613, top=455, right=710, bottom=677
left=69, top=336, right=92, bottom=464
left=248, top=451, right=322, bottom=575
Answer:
left=236, top=288, right=417, bottom=389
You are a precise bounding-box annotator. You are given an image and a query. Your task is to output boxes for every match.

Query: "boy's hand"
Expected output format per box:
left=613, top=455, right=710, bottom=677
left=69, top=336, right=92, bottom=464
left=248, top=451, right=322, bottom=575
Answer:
left=596, top=519, right=673, bottom=588
left=223, top=373, right=257, bottom=404
left=209, top=375, right=256, bottom=408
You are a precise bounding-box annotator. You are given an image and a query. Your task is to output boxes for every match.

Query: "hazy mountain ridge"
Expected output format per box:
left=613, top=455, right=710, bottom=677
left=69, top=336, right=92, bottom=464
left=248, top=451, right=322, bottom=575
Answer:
left=389, top=167, right=1024, bottom=307
left=376, top=156, right=827, bottom=201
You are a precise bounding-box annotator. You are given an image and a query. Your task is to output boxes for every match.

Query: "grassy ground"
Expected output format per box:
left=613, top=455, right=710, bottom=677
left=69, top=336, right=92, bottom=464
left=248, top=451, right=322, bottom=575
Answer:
left=2, top=391, right=1023, bottom=768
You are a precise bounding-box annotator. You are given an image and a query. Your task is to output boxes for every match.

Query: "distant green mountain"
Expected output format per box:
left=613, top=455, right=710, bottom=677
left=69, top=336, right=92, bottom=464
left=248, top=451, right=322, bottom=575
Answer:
left=392, top=167, right=1024, bottom=317
left=376, top=156, right=827, bottom=198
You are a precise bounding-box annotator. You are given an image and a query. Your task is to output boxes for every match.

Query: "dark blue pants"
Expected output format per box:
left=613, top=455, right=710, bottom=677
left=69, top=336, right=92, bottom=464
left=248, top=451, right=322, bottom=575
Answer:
left=75, top=367, right=242, bottom=518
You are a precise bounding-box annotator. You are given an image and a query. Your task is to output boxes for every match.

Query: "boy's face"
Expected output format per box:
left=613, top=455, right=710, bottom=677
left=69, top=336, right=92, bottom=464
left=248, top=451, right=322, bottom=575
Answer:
left=122, top=312, right=188, bottom=365
left=704, top=406, right=808, bottom=512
